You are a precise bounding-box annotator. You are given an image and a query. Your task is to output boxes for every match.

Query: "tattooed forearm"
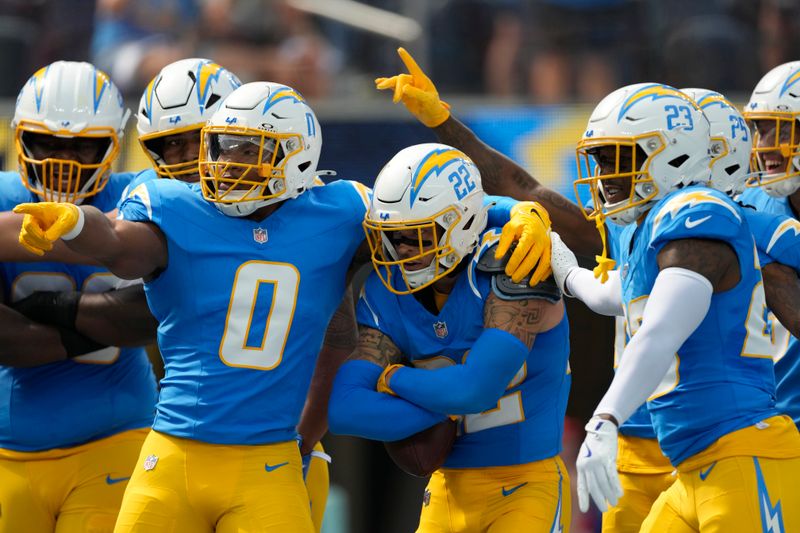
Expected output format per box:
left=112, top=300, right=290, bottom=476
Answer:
left=763, top=262, right=800, bottom=338
left=352, top=325, right=404, bottom=367
left=434, top=116, right=601, bottom=256
left=482, top=292, right=563, bottom=349
left=322, top=286, right=358, bottom=351
left=657, top=238, right=740, bottom=292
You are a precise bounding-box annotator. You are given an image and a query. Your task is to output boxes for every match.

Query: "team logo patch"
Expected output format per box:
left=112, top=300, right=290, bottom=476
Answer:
left=433, top=321, right=448, bottom=339
left=422, top=489, right=431, bottom=507
left=253, top=227, right=268, bottom=244
left=143, top=454, right=158, bottom=471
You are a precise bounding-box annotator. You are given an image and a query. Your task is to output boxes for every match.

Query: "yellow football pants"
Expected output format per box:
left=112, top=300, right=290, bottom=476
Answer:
left=305, top=442, right=330, bottom=533
left=603, top=435, right=675, bottom=533
left=113, top=430, right=315, bottom=533
left=0, top=428, right=147, bottom=533
left=641, top=455, right=800, bottom=532
left=417, top=456, right=570, bottom=533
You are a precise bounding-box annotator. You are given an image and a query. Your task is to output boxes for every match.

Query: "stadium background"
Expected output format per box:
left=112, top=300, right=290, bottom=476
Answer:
left=1, top=0, right=793, bottom=531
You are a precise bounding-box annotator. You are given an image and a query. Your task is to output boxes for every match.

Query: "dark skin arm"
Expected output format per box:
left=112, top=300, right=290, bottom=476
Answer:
left=351, top=324, right=405, bottom=368
left=0, top=282, right=68, bottom=367
left=296, top=286, right=358, bottom=455
left=656, top=238, right=740, bottom=292
left=763, top=262, right=800, bottom=339
left=76, top=285, right=158, bottom=346
left=433, top=116, right=602, bottom=257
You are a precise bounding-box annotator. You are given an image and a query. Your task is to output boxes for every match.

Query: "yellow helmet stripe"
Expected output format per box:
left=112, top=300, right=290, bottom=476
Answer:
left=780, top=69, right=800, bottom=97
left=93, top=68, right=110, bottom=113
left=618, top=83, right=698, bottom=122
left=196, top=61, right=224, bottom=112
left=30, top=66, right=49, bottom=113
left=410, top=148, right=467, bottom=206
left=261, top=87, right=304, bottom=114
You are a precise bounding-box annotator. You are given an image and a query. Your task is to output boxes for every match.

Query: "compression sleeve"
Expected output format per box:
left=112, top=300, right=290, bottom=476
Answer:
left=328, top=360, right=447, bottom=441
left=565, top=268, right=624, bottom=316
left=594, top=267, right=712, bottom=424
left=389, top=328, right=529, bottom=414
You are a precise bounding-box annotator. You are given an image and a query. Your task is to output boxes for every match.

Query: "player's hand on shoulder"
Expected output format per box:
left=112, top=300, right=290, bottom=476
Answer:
left=495, top=201, right=553, bottom=286
left=14, top=202, right=82, bottom=255
left=375, top=47, right=450, bottom=128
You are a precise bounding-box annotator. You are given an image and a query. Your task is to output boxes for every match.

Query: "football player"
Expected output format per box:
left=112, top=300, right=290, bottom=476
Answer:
left=0, top=61, right=158, bottom=533
left=549, top=83, right=800, bottom=531
left=329, top=142, right=570, bottom=533
left=377, top=49, right=800, bottom=531
left=13, top=82, right=548, bottom=532
left=741, top=61, right=800, bottom=430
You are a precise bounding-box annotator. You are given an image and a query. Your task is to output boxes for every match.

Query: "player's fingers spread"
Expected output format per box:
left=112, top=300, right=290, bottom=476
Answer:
left=510, top=239, right=542, bottom=283
left=577, top=470, right=590, bottom=513
left=375, top=77, right=397, bottom=90
left=494, top=228, right=517, bottom=260
left=398, top=47, right=424, bottom=79
left=586, top=473, right=607, bottom=512
left=393, top=74, right=412, bottom=103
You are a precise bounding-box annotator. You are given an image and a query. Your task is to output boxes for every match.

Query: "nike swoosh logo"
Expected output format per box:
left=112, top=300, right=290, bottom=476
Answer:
left=584, top=445, right=592, bottom=458
left=501, top=482, right=528, bottom=497
left=264, top=461, right=289, bottom=472
left=699, top=461, right=717, bottom=481
left=685, top=215, right=712, bottom=229
left=105, top=475, right=131, bottom=485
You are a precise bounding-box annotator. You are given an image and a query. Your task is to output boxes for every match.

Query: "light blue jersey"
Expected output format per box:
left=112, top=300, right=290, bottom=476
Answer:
left=617, top=186, right=778, bottom=466
left=739, top=188, right=800, bottom=428
left=118, top=178, right=370, bottom=445
left=356, top=229, right=571, bottom=468
left=0, top=171, right=157, bottom=451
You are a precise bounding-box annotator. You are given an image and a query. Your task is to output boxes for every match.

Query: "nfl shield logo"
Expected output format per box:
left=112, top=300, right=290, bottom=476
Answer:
left=433, top=321, right=448, bottom=339
left=253, top=227, right=268, bottom=244
left=143, top=454, right=158, bottom=471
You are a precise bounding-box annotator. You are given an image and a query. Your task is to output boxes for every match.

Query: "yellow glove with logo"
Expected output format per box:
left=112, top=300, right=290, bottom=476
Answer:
left=13, top=202, right=82, bottom=256
left=376, top=364, right=404, bottom=396
left=375, top=47, right=451, bottom=128
left=495, top=201, right=553, bottom=286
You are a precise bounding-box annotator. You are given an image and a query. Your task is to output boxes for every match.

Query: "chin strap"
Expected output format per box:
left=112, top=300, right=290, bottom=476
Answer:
left=592, top=215, right=616, bottom=284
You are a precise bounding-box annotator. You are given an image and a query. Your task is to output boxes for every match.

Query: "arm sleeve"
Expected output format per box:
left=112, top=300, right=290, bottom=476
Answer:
left=594, top=267, right=712, bottom=424
left=484, top=195, right=516, bottom=228
left=389, top=328, right=529, bottom=414
left=565, top=269, right=624, bottom=316
left=328, top=360, right=447, bottom=441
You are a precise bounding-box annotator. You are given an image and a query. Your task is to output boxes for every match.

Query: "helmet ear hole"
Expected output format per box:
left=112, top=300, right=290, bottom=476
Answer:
left=724, top=164, right=740, bottom=175
left=668, top=154, right=689, bottom=168
left=297, top=161, right=311, bottom=172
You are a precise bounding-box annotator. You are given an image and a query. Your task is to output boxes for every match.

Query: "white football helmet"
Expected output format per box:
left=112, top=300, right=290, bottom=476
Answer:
left=198, top=82, right=322, bottom=216
left=743, top=61, right=800, bottom=197
left=575, top=83, right=711, bottom=225
left=137, top=58, right=241, bottom=180
left=364, top=143, right=488, bottom=294
left=682, top=88, right=752, bottom=196
left=13, top=61, right=130, bottom=204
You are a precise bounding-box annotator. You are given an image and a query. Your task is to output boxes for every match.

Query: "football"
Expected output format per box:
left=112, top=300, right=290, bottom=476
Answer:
left=384, top=418, right=458, bottom=477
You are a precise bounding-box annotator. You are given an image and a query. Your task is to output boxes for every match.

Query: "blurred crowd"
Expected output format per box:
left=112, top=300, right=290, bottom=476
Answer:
left=0, top=0, right=798, bottom=102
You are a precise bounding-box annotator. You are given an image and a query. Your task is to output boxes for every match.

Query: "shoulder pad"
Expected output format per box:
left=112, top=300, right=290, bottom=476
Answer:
left=491, top=274, right=561, bottom=302
left=477, top=243, right=561, bottom=301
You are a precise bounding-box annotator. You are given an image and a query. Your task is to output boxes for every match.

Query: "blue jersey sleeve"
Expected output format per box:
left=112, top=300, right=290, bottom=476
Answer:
left=648, top=189, right=744, bottom=250
left=117, top=169, right=158, bottom=210
left=484, top=195, right=515, bottom=228
left=117, top=178, right=163, bottom=225
left=355, top=274, right=389, bottom=331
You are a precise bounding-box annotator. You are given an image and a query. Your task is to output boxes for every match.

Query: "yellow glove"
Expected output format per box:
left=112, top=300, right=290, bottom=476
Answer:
left=375, top=47, right=451, bottom=128
left=495, top=201, right=553, bottom=286
left=13, top=202, right=82, bottom=256
left=376, top=363, right=404, bottom=396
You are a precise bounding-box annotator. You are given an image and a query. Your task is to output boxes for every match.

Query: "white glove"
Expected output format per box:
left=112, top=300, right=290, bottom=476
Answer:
left=577, top=415, right=624, bottom=513
left=550, top=232, right=579, bottom=295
